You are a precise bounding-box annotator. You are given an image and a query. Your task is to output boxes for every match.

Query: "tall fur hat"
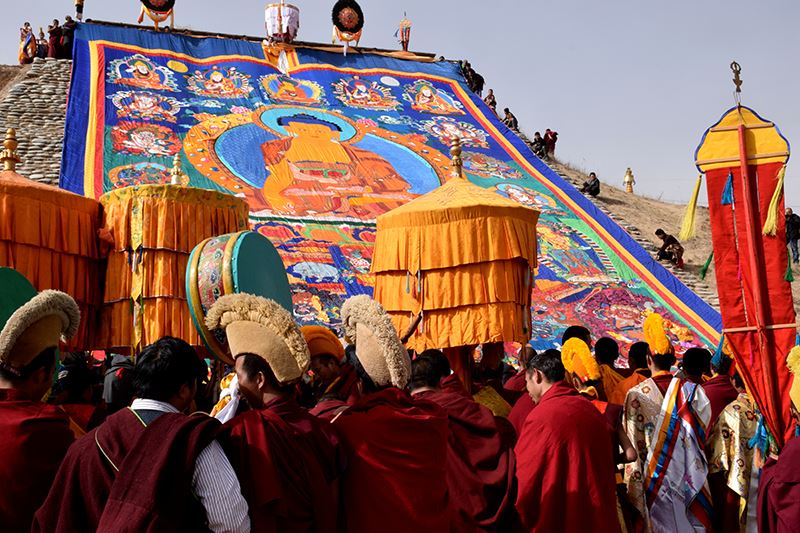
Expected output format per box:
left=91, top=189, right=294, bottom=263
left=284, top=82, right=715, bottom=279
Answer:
left=205, top=293, right=309, bottom=384
left=0, top=268, right=80, bottom=374
left=340, top=295, right=410, bottom=389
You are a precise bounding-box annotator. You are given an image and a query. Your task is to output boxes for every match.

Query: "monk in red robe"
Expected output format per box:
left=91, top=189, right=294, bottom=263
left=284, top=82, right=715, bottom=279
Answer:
left=595, top=337, right=626, bottom=401
left=334, top=295, right=451, bottom=532
left=0, top=268, right=78, bottom=533
left=206, top=295, right=341, bottom=533
left=410, top=350, right=517, bottom=530
left=504, top=345, right=535, bottom=401
left=607, top=341, right=650, bottom=405
left=700, top=353, right=739, bottom=430
left=303, top=325, right=360, bottom=420
left=515, top=349, right=621, bottom=532
left=34, top=337, right=250, bottom=533
left=757, top=347, right=800, bottom=533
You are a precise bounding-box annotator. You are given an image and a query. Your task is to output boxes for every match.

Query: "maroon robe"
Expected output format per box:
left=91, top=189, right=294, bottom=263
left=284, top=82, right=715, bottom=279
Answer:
left=59, top=402, right=107, bottom=432
left=0, top=389, right=74, bottom=533
left=758, top=438, right=800, bottom=533
left=220, top=397, right=340, bottom=533
left=33, top=408, right=219, bottom=532
left=310, top=363, right=360, bottom=420
left=415, top=387, right=516, bottom=531
left=333, top=387, right=451, bottom=532
left=515, top=381, right=620, bottom=533
left=509, top=393, right=535, bottom=436
left=702, top=375, right=739, bottom=430
left=504, top=371, right=527, bottom=392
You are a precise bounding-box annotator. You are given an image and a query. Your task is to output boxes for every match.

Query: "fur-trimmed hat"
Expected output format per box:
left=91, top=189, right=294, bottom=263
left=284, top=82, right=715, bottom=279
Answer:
left=643, top=313, right=672, bottom=356
left=302, top=326, right=346, bottom=364
left=205, top=293, right=310, bottom=384
left=340, top=295, right=410, bottom=389
left=0, top=268, right=80, bottom=374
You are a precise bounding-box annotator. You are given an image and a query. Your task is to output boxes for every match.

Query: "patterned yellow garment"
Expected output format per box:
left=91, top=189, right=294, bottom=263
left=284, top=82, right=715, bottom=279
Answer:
left=707, top=393, right=758, bottom=532
left=622, top=375, right=667, bottom=532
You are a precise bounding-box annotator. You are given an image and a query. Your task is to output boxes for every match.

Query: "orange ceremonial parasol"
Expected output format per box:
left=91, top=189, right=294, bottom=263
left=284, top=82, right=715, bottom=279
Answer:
left=0, top=128, right=102, bottom=349
left=98, top=168, right=249, bottom=353
left=372, top=138, right=540, bottom=354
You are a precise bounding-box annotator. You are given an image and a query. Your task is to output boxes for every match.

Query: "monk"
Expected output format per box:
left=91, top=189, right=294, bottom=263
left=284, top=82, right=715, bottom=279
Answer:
left=608, top=341, right=650, bottom=405
left=509, top=326, right=593, bottom=435
left=503, top=345, right=536, bottom=401
left=34, top=337, right=250, bottom=533
left=52, top=355, right=106, bottom=434
left=207, top=295, right=341, bottom=533
left=515, top=349, right=620, bottom=532
left=595, top=336, right=625, bottom=401
left=410, top=351, right=517, bottom=531
left=334, top=295, right=451, bottom=532
left=757, top=347, right=800, bottom=533
left=0, top=268, right=78, bottom=533
left=303, top=325, right=360, bottom=420
left=700, top=352, right=739, bottom=429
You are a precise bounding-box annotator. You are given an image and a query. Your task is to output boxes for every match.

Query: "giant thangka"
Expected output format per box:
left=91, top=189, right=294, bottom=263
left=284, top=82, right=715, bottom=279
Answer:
left=61, top=23, right=721, bottom=350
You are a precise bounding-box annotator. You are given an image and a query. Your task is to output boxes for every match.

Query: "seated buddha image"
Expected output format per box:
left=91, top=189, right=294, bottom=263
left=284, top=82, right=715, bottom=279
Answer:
left=407, top=82, right=463, bottom=115
left=336, top=77, right=399, bottom=110
left=260, top=113, right=415, bottom=217
left=273, top=78, right=319, bottom=105
left=122, top=60, right=164, bottom=89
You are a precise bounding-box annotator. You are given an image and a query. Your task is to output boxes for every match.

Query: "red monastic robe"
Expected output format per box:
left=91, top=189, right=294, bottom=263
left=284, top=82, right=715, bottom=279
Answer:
left=515, top=381, right=620, bottom=533
left=333, top=387, right=451, bottom=532
left=702, top=375, right=739, bottom=430
left=221, top=396, right=341, bottom=533
left=0, top=389, right=74, bottom=533
left=33, top=408, right=218, bottom=532
left=310, top=363, right=360, bottom=420
left=416, top=387, right=517, bottom=531
left=509, top=393, right=535, bottom=436
left=504, top=370, right=526, bottom=393
left=758, top=438, right=800, bottom=533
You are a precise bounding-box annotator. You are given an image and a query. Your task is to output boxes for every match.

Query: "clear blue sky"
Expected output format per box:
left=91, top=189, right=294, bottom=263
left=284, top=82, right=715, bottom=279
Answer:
left=3, top=0, right=798, bottom=210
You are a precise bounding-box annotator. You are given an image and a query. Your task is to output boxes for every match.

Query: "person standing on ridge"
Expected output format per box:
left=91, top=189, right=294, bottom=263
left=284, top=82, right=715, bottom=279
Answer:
left=786, top=208, right=800, bottom=264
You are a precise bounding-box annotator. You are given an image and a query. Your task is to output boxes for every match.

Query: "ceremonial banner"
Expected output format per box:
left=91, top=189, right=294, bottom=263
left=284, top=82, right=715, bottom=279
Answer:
left=61, top=23, right=721, bottom=349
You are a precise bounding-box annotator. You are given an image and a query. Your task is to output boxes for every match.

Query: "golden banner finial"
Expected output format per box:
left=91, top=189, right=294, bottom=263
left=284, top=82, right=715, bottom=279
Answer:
left=731, top=61, right=743, bottom=104
left=1, top=128, right=21, bottom=172
left=450, top=137, right=463, bottom=179
left=169, top=153, right=188, bottom=186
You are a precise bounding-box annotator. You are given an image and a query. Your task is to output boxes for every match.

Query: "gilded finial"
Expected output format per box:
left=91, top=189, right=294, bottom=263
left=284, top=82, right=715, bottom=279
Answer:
left=169, top=153, right=188, bottom=186
left=731, top=61, right=742, bottom=104
left=1, top=128, right=20, bottom=172
left=450, top=137, right=463, bottom=179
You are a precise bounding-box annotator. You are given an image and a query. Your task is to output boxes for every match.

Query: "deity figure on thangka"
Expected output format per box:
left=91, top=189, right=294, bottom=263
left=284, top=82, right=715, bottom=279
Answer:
left=404, top=80, right=464, bottom=115
left=261, top=74, right=325, bottom=106
left=107, top=54, right=178, bottom=91
left=186, top=66, right=254, bottom=98
left=111, top=91, right=182, bottom=123
left=332, top=76, right=401, bottom=111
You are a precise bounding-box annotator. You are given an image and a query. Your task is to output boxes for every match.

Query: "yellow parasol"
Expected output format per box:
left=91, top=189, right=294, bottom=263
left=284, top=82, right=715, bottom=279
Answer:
left=0, top=128, right=102, bottom=350
left=372, top=138, right=539, bottom=353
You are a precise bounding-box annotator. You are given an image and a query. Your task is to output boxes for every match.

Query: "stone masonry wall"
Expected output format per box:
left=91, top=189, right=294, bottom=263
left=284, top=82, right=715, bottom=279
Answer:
left=0, top=58, right=71, bottom=185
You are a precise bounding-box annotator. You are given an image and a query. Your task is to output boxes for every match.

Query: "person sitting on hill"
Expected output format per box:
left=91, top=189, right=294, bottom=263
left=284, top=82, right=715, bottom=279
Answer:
left=531, top=132, right=547, bottom=159
left=581, top=172, right=601, bottom=197
left=502, top=108, right=519, bottom=130
left=483, top=89, right=497, bottom=113
left=654, top=229, right=684, bottom=268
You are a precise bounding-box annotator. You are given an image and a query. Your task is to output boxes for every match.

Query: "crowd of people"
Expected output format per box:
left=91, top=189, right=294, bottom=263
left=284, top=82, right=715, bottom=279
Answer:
left=1, top=265, right=796, bottom=533
left=18, top=17, right=76, bottom=64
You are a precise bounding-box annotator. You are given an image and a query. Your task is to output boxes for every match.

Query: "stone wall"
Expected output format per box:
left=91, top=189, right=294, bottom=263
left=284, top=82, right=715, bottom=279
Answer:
left=0, top=58, right=71, bottom=185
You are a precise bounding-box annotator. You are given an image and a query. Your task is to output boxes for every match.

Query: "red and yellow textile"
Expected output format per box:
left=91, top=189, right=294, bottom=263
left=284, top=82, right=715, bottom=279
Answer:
left=0, top=170, right=102, bottom=349
left=372, top=157, right=539, bottom=352
left=98, top=185, right=248, bottom=351
left=695, top=105, right=796, bottom=446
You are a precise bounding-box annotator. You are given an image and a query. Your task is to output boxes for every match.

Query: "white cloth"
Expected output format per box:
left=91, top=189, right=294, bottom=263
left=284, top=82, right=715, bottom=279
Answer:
left=130, top=399, right=250, bottom=533
left=213, top=375, right=241, bottom=424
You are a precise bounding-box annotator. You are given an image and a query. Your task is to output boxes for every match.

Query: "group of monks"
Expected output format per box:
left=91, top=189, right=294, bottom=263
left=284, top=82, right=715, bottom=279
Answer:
left=1, top=265, right=799, bottom=532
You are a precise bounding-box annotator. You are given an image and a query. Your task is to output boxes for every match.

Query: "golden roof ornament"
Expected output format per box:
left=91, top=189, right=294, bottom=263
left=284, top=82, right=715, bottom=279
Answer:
left=1, top=128, right=21, bottom=172
left=450, top=137, right=464, bottom=179
left=731, top=61, right=743, bottom=105
left=623, top=167, right=635, bottom=194
left=169, top=153, right=189, bottom=186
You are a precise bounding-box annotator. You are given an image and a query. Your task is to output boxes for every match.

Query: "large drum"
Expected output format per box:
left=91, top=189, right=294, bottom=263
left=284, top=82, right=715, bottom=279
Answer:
left=187, top=231, right=292, bottom=363
left=265, top=2, right=301, bottom=43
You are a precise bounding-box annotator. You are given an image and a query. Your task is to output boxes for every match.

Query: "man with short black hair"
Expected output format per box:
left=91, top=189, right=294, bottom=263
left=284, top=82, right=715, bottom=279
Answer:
left=581, top=172, right=601, bottom=197
left=0, top=268, right=78, bottom=533
left=655, top=228, right=685, bottom=268
left=595, top=336, right=624, bottom=402
left=208, top=295, right=342, bottom=533
left=515, top=350, right=620, bottom=532
left=608, top=342, right=651, bottom=404
left=34, top=337, right=249, bottom=533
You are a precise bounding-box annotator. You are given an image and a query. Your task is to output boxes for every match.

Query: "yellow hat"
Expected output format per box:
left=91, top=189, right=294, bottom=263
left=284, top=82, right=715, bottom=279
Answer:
left=301, top=326, right=345, bottom=364
left=643, top=313, right=672, bottom=356
left=205, top=293, right=310, bottom=384
left=562, top=337, right=600, bottom=383
left=341, top=295, right=410, bottom=389
left=787, top=345, right=800, bottom=410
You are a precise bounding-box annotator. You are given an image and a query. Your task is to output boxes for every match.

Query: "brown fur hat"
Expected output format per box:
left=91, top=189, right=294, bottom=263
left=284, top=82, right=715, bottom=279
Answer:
left=205, top=293, right=310, bottom=384
left=340, top=295, right=410, bottom=389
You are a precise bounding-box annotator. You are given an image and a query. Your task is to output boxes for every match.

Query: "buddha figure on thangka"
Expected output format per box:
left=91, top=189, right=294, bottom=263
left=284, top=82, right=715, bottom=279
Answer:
left=184, top=105, right=453, bottom=219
